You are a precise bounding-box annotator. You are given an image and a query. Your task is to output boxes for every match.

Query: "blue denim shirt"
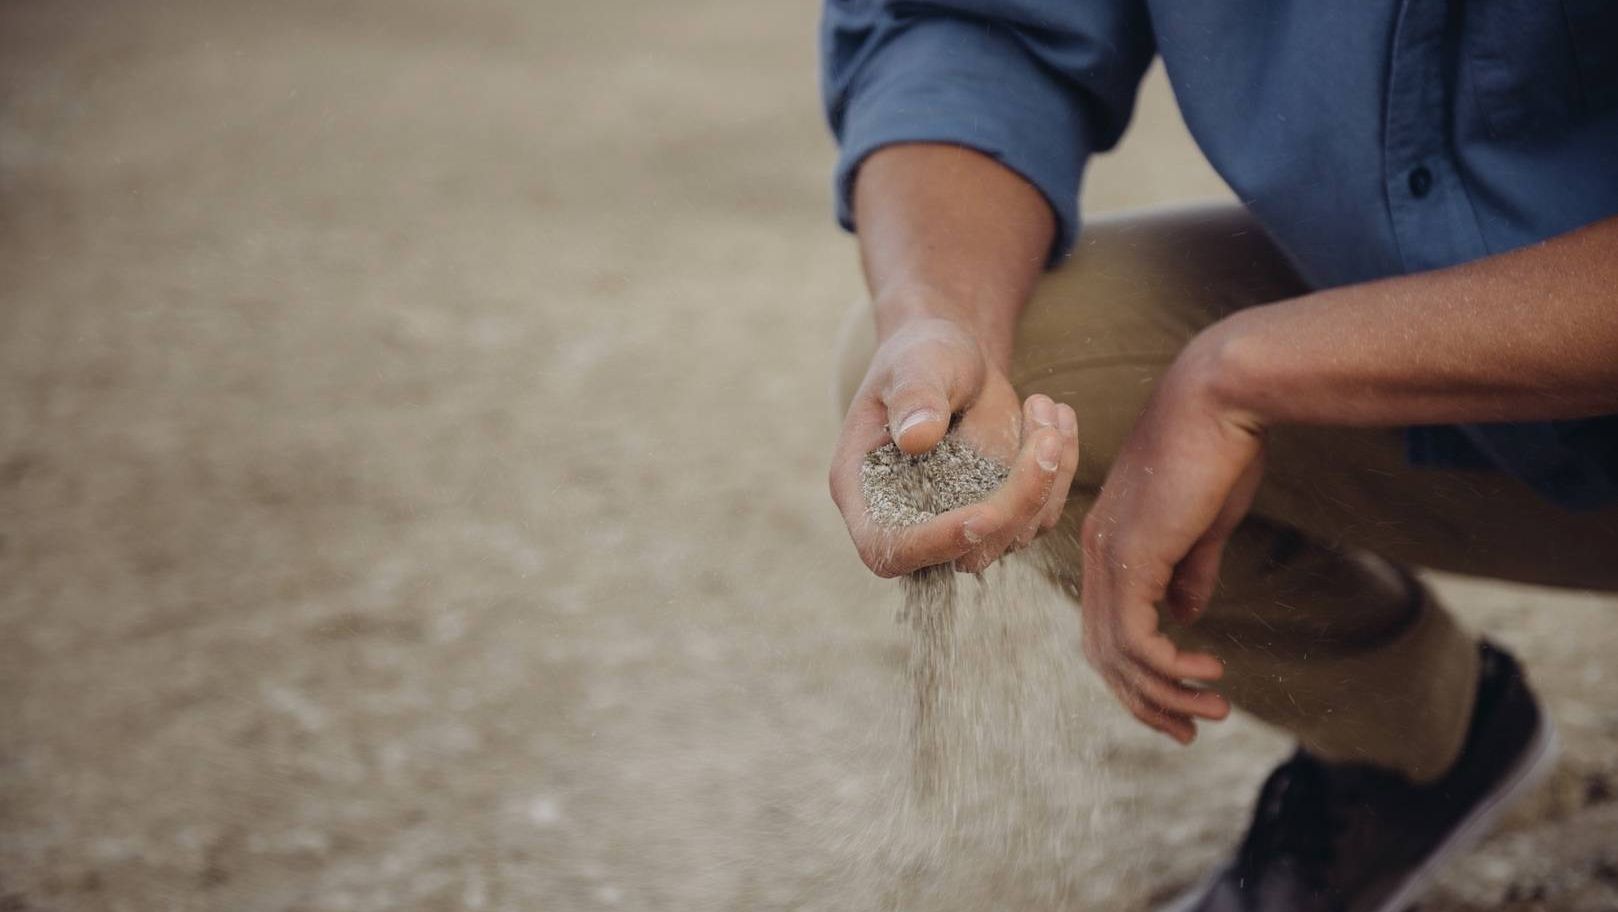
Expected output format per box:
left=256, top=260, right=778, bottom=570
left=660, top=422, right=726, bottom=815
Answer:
left=821, top=0, right=1618, bottom=510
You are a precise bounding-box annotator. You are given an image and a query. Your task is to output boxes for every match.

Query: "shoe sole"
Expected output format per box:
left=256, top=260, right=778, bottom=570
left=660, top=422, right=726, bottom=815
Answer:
left=1159, top=714, right=1561, bottom=912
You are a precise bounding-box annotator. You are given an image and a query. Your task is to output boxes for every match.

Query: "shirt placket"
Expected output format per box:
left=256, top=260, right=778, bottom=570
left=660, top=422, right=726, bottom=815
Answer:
left=1382, top=0, right=1489, bottom=273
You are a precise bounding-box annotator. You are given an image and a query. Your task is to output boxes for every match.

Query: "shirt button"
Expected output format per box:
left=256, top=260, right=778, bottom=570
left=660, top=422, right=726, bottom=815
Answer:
left=1408, top=166, right=1433, bottom=199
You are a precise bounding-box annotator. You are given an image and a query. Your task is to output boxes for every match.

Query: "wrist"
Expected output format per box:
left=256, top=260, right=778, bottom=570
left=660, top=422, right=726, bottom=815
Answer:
left=1173, top=310, right=1272, bottom=432
left=873, top=286, right=1019, bottom=370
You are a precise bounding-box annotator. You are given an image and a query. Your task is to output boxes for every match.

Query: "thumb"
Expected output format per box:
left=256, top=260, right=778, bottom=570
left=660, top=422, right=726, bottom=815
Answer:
left=884, top=378, right=954, bottom=454
left=876, top=324, right=983, bottom=454
left=1167, top=449, right=1265, bottom=624
left=1167, top=534, right=1225, bottom=625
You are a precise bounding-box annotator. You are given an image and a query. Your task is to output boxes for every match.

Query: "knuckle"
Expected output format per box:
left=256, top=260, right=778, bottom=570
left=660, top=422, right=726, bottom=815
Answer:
left=973, top=506, right=1006, bottom=537
left=887, top=376, right=944, bottom=405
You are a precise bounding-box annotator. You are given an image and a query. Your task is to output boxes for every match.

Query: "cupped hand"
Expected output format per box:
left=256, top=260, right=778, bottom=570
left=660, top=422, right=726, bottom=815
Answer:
left=830, top=316, right=1079, bottom=577
left=1078, top=348, right=1267, bottom=744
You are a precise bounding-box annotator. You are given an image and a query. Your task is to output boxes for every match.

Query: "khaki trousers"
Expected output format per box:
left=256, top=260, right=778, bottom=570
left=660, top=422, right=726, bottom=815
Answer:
left=836, top=204, right=1618, bottom=782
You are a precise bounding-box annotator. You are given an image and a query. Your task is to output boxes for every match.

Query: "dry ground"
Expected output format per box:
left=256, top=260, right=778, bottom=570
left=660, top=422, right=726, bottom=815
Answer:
left=2, top=2, right=1616, bottom=910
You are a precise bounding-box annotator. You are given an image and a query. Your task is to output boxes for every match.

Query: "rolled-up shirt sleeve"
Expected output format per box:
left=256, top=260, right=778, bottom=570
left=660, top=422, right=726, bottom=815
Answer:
left=821, top=0, right=1153, bottom=263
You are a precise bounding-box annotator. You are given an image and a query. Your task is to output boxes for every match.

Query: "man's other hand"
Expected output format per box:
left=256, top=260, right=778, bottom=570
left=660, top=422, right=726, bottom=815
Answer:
left=1078, top=339, right=1264, bottom=743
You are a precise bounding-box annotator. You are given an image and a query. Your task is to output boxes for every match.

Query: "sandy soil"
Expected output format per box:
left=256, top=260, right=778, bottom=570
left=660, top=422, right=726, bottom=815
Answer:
left=2, top=2, right=1616, bottom=910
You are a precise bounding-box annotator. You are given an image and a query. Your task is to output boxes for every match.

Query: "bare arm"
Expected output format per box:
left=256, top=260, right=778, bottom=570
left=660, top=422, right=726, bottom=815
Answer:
left=1201, top=214, right=1618, bottom=428
left=854, top=143, right=1053, bottom=370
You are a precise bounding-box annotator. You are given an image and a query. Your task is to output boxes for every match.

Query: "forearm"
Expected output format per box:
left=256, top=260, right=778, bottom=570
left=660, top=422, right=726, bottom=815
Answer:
left=852, top=143, right=1055, bottom=369
left=1204, top=215, right=1618, bottom=428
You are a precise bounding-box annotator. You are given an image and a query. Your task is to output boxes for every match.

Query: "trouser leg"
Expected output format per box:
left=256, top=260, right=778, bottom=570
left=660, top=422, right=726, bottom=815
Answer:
left=834, top=203, right=1618, bottom=783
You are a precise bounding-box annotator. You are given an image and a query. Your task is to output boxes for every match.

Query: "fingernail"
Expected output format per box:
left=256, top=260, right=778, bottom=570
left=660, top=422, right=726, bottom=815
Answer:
left=1032, top=397, right=1056, bottom=428
left=1037, top=436, right=1061, bottom=471
left=895, top=409, right=940, bottom=440
left=962, top=519, right=985, bottom=544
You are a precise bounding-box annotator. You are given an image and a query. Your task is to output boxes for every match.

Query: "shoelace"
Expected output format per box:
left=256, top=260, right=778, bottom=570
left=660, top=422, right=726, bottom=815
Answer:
left=1232, top=752, right=1338, bottom=891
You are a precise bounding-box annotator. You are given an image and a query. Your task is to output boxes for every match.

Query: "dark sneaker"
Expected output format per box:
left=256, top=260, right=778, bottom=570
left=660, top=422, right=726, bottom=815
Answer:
left=1163, top=641, right=1559, bottom=912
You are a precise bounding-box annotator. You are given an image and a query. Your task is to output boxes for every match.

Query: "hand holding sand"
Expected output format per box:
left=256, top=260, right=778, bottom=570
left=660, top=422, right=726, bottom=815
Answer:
left=829, top=316, right=1078, bottom=576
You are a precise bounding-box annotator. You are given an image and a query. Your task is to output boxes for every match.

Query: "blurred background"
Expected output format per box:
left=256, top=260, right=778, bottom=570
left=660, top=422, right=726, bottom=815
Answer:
left=3, top=2, right=1616, bottom=910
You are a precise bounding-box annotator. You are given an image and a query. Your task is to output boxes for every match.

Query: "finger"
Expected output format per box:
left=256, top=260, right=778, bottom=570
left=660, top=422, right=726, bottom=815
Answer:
left=1126, top=665, right=1231, bottom=721
left=1117, top=614, right=1226, bottom=683
left=1013, top=395, right=1063, bottom=541
left=1113, top=685, right=1197, bottom=744
left=953, top=426, right=1063, bottom=571
left=853, top=508, right=982, bottom=578
left=1037, top=403, right=1079, bottom=531
left=1024, top=393, right=1059, bottom=435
